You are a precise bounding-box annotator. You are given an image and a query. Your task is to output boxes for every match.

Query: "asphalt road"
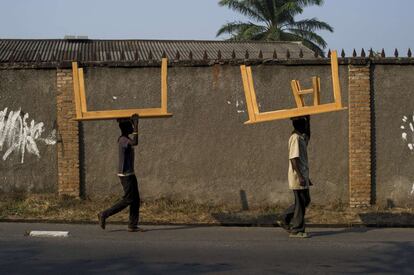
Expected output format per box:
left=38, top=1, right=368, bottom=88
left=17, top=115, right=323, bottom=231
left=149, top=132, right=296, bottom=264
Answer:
left=0, top=222, right=413, bottom=274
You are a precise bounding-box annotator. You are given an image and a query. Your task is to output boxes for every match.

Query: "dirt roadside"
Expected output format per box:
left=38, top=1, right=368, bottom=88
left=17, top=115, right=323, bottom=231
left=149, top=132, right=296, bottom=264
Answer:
left=1, top=194, right=413, bottom=226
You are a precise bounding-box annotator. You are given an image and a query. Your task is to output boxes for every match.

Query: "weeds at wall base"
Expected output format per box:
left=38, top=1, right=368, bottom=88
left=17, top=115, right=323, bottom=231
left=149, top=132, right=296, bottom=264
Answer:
left=0, top=194, right=413, bottom=226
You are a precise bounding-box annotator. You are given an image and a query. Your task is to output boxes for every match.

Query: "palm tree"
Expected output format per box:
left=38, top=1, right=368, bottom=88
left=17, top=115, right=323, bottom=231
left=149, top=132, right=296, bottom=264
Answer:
left=217, top=0, right=333, bottom=56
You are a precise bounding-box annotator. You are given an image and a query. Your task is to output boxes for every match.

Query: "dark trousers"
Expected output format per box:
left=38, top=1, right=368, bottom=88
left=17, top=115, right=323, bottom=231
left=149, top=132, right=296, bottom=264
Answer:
left=102, top=174, right=140, bottom=228
left=282, top=189, right=311, bottom=233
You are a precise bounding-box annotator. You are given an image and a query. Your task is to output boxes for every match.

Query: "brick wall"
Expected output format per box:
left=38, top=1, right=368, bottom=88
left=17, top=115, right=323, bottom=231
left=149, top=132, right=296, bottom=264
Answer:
left=348, top=65, right=372, bottom=207
left=56, top=69, right=80, bottom=197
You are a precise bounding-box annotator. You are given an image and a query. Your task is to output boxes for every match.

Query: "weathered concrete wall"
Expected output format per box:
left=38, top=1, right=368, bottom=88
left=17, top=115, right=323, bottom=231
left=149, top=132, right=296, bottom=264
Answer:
left=3, top=61, right=414, bottom=210
left=81, top=64, right=349, bottom=207
left=374, top=65, right=414, bottom=207
left=0, top=69, right=57, bottom=193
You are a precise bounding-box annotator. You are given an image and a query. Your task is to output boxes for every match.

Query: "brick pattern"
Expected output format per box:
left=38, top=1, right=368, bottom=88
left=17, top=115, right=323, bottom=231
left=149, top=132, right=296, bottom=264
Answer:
left=348, top=65, right=371, bottom=207
left=56, top=69, right=80, bottom=197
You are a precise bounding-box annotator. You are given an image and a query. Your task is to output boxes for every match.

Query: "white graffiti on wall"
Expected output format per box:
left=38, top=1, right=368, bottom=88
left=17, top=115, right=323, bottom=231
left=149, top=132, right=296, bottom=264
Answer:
left=401, top=114, right=414, bottom=196
left=401, top=114, right=414, bottom=151
left=226, top=99, right=262, bottom=114
left=0, top=108, right=56, bottom=163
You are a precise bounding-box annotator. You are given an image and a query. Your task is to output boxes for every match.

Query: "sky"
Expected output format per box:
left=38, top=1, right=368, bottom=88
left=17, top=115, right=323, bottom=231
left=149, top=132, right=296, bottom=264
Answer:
left=0, top=0, right=413, bottom=56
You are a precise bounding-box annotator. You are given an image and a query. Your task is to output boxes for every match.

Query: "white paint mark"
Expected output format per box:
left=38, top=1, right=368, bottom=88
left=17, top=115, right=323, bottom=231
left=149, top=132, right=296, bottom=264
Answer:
left=39, top=129, right=57, bottom=145
left=227, top=101, right=231, bottom=105
left=29, top=231, right=69, bottom=238
left=411, top=184, right=414, bottom=195
left=0, top=108, right=56, bottom=163
left=401, top=114, right=414, bottom=152
left=237, top=110, right=245, bottom=113
left=236, top=100, right=240, bottom=107
left=112, top=96, right=117, bottom=100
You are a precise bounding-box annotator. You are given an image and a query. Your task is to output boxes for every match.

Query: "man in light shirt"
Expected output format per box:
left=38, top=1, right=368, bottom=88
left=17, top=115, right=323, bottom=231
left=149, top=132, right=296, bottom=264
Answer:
left=98, top=114, right=144, bottom=232
left=278, top=115, right=312, bottom=238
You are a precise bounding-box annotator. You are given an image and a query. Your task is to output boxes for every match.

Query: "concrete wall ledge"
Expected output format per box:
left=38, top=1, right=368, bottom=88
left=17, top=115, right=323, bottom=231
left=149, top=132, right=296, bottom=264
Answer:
left=2, top=57, right=414, bottom=69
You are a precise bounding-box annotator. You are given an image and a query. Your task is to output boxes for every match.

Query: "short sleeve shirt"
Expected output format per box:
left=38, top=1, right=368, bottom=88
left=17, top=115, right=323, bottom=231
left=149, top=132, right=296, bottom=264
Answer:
left=288, top=132, right=309, bottom=190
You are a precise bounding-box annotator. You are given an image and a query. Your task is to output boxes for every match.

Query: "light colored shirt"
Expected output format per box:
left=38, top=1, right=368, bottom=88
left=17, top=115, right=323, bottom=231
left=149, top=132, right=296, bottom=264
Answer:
left=288, top=132, right=309, bottom=190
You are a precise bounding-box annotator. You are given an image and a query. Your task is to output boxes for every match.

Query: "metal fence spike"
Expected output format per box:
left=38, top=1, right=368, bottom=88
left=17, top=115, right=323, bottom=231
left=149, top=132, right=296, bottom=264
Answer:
left=361, top=48, right=366, bottom=58
left=381, top=48, right=386, bottom=58
left=203, top=50, right=208, bottom=60
left=352, top=49, right=357, bottom=57
left=245, top=50, right=249, bottom=59
left=299, top=49, right=303, bottom=58
left=394, top=48, right=399, bottom=57
left=258, top=50, right=263, bottom=59
left=408, top=48, right=412, bottom=58
left=273, top=50, right=277, bottom=59
left=232, top=49, right=236, bottom=59
left=286, top=49, right=290, bottom=59
left=369, top=48, right=374, bottom=58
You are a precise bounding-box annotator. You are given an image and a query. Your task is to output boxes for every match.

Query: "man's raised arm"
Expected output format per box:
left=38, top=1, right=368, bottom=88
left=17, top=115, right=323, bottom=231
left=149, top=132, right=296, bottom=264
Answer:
left=130, top=114, right=139, bottom=146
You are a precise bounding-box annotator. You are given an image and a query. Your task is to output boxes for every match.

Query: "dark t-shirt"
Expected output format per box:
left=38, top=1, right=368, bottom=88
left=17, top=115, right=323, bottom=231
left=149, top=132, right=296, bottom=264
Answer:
left=118, top=136, right=135, bottom=175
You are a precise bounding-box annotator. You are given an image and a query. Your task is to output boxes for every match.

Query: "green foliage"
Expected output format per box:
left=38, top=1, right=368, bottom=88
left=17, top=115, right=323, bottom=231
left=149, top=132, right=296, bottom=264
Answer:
left=217, top=0, right=333, bottom=56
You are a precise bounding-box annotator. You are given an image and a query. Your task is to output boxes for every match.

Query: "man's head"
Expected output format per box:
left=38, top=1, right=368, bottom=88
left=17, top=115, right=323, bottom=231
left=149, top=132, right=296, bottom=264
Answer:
left=118, top=118, right=133, bottom=136
left=291, top=116, right=308, bottom=134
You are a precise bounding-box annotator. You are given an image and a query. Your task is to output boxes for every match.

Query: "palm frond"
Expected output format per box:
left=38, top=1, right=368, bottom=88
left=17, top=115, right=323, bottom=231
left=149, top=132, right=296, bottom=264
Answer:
left=219, top=0, right=266, bottom=22
left=294, top=0, right=324, bottom=8
left=276, top=1, right=303, bottom=19
left=217, top=21, right=267, bottom=40
left=290, top=18, right=333, bottom=32
left=286, top=28, right=328, bottom=48
left=280, top=31, right=325, bottom=56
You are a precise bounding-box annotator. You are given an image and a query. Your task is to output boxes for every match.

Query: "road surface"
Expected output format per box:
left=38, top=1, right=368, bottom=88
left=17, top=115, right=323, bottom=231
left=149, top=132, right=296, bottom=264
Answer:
left=0, top=222, right=413, bottom=274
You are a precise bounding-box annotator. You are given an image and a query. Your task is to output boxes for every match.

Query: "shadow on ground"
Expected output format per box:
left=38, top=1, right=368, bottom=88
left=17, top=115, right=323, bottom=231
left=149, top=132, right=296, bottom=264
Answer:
left=359, top=212, right=414, bottom=226
left=344, top=241, right=414, bottom=274
left=107, top=225, right=207, bottom=233
left=0, top=241, right=233, bottom=274
left=309, top=227, right=374, bottom=237
left=211, top=212, right=278, bottom=226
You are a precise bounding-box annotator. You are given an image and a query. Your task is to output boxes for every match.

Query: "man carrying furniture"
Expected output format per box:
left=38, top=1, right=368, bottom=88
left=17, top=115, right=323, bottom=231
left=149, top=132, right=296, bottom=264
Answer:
left=98, top=114, right=144, bottom=232
left=278, top=115, right=312, bottom=238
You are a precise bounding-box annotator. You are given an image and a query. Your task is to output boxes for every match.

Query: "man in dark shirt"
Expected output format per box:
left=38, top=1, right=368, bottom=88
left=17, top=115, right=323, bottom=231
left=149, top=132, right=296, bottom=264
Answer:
left=98, top=114, right=143, bottom=232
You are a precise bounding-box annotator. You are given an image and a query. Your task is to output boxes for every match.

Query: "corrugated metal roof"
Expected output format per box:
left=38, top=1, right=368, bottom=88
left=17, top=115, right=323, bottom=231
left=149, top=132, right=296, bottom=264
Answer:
left=0, top=39, right=315, bottom=63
